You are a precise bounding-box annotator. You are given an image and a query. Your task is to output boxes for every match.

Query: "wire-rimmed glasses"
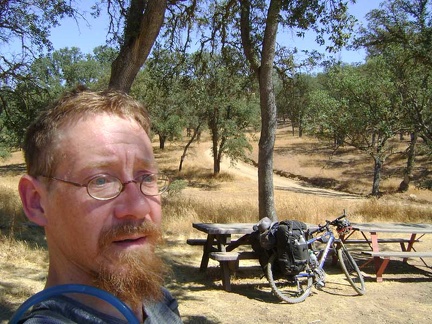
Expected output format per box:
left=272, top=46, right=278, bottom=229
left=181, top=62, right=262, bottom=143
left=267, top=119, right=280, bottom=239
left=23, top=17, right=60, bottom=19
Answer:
left=41, top=173, right=170, bottom=201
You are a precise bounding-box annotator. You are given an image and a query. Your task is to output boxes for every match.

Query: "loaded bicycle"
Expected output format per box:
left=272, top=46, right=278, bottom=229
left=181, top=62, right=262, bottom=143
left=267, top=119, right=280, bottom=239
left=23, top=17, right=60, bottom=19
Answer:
left=254, top=211, right=365, bottom=303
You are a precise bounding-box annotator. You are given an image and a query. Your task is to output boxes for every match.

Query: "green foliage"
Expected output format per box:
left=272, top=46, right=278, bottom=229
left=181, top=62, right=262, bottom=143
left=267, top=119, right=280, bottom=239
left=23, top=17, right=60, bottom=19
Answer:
left=356, top=0, right=432, bottom=149
left=307, top=60, right=399, bottom=148
left=305, top=60, right=404, bottom=196
left=0, top=46, right=115, bottom=150
left=131, top=49, right=189, bottom=147
left=0, top=80, right=52, bottom=149
left=132, top=47, right=260, bottom=173
left=166, top=179, right=188, bottom=197
left=276, top=73, right=318, bottom=135
left=191, top=50, right=260, bottom=173
left=0, top=1, right=77, bottom=82
left=31, top=47, right=113, bottom=91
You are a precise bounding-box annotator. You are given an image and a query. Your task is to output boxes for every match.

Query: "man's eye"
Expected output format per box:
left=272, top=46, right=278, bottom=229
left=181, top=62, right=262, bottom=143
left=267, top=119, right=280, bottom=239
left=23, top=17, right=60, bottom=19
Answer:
left=89, top=175, right=116, bottom=187
left=142, top=174, right=157, bottom=184
left=93, top=177, right=108, bottom=186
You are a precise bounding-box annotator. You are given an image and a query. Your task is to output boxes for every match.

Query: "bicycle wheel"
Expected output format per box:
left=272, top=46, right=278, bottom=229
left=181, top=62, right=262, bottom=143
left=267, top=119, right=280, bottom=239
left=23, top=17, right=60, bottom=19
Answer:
left=266, top=253, right=313, bottom=303
left=337, top=243, right=366, bottom=295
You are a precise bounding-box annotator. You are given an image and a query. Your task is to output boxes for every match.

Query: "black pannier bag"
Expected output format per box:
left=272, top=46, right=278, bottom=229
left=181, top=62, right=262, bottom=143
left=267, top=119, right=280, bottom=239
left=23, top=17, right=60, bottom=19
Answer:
left=276, top=220, right=309, bottom=275
left=251, top=218, right=309, bottom=276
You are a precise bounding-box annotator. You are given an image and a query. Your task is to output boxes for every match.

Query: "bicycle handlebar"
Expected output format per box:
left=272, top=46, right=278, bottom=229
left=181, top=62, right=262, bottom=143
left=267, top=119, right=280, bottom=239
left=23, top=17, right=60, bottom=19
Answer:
left=308, top=210, right=349, bottom=236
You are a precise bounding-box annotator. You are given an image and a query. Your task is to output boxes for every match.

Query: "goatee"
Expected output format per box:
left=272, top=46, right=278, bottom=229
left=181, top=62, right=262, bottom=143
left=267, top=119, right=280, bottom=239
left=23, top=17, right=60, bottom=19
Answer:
left=94, top=221, right=169, bottom=308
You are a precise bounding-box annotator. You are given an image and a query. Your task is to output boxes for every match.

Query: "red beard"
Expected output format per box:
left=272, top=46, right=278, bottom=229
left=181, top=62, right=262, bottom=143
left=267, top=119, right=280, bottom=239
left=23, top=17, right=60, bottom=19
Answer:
left=94, top=221, right=168, bottom=307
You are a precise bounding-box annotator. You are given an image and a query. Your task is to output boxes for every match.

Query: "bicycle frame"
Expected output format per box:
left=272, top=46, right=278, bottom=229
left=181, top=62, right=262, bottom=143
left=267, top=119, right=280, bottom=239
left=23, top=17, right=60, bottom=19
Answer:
left=295, top=227, right=336, bottom=282
left=311, top=230, right=335, bottom=269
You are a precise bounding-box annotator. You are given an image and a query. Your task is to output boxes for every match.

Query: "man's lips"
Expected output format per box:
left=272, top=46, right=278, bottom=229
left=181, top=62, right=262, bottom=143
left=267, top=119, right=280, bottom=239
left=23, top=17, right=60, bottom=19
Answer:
left=112, top=235, right=148, bottom=246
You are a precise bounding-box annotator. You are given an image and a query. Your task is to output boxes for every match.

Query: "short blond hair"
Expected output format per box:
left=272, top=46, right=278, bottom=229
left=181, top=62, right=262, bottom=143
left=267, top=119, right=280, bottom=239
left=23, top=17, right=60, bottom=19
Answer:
left=22, top=86, right=151, bottom=177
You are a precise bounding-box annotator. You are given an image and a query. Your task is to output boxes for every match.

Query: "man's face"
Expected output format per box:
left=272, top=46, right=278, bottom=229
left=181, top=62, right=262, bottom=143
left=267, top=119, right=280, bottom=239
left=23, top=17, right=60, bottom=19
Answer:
left=40, top=114, right=163, bottom=286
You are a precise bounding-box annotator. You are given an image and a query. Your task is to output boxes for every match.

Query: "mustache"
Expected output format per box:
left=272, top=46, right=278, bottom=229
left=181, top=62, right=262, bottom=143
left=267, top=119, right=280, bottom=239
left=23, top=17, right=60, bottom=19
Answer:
left=98, top=221, right=162, bottom=250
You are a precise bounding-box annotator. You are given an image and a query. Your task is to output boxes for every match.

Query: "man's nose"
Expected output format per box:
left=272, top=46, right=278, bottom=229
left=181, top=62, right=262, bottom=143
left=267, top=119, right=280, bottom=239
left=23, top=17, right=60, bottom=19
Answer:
left=114, top=180, right=154, bottom=220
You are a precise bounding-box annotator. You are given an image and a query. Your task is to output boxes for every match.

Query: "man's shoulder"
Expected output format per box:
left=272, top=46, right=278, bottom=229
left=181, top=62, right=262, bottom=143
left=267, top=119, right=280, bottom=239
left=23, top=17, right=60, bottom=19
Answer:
left=16, top=296, right=125, bottom=324
left=15, top=288, right=182, bottom=324
left=144, top=287, right=182, bottom=324
left=17, top=308, right=75, bottom=324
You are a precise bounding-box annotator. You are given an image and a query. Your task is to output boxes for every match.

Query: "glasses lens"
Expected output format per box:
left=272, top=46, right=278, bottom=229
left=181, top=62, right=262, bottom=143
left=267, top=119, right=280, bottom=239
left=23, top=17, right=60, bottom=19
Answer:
left=87, top=174, right=122, bottom=200
left=140, top=174, right=169, bottom=196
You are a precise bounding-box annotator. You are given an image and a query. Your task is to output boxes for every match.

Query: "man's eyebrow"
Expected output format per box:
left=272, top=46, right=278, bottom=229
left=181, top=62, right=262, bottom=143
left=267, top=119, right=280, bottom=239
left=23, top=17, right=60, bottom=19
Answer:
left=135, top=158, right=158, bottom=169
left=85, top=156, right=156, bottom=167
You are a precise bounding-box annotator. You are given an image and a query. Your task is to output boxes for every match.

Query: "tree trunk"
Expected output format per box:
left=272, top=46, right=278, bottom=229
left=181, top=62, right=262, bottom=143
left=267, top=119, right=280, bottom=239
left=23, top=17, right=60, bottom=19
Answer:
left=179, top=124, right=201, bottom=172
left=213, top=153, right=221, bottom=174
left=298, top=118, right=303, bottom=137
left=108, top=0, right=167, bottom=92
left=398, top=132, right=418, bottom=192
left=240, top=0, right=281, bottom=222
left=371, top=155, right=383, bottom=196
left=159, top=134, right=166, bottom=149
left=212, top=128, right=220, bottom=174
left=215, top=145, right=224, bottom=175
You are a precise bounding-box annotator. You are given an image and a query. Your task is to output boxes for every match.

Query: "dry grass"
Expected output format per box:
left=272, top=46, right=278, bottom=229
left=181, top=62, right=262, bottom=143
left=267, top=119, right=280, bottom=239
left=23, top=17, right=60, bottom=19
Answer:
left=157, top=128, right=431, bottom=236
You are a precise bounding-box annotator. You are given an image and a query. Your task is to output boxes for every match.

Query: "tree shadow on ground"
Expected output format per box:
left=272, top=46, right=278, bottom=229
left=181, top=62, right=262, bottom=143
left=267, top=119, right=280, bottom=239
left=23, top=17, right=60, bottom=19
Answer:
left=1, top=223, right=48, bottom=250
left=0, top=225, right=47, bottom=322
left=163, top=249, right=371, bottom=309
left=357, top=257, right=432, bottom=283
left=0, top=163, right=26, bottom=177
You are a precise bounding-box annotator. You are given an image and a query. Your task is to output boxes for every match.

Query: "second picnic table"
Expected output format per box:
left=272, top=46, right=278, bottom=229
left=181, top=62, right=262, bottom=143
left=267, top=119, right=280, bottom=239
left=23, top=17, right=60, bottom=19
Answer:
left=345, top=222, right=432, bottom=282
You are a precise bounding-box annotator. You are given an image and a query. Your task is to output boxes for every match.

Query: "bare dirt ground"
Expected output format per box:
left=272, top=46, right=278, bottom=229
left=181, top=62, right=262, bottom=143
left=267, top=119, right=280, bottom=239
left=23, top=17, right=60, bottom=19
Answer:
left=1, top=128, right=432, bottom=323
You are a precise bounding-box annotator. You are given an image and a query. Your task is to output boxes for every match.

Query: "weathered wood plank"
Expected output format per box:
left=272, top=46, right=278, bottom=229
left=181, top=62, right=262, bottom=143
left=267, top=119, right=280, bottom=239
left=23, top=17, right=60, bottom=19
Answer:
left=362, top=251, right=432, bottom=258
left=344, top=238, right=420, bottom=244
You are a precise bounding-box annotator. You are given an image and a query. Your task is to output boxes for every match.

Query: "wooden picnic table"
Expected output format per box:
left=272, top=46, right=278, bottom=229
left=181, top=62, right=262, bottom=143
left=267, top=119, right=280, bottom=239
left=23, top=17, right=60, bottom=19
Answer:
left=190, top=223, right=257, bottom=291
left=345, top=222, right=432, bottom=282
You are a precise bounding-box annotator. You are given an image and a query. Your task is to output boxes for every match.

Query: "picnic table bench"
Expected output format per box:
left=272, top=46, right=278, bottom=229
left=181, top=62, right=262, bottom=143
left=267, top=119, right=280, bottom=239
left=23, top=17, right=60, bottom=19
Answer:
left=361, top=251, right=432, bottom=281
left=208, top=251, right=259, bottom=290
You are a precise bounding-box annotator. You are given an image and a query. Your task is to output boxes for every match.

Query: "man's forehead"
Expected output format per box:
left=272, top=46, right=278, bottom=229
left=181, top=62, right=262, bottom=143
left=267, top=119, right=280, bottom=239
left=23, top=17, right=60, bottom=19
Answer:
left=53, top=114, right=155, bottom=171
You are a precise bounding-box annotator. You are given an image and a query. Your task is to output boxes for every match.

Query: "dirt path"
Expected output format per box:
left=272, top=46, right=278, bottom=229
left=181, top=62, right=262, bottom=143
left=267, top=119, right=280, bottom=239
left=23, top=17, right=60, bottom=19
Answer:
left=210, top=148, right=363, bottom=200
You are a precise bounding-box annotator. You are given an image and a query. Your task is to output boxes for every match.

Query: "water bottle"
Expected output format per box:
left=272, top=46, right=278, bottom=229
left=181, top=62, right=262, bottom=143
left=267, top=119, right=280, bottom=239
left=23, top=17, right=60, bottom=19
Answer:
left=299, top=235, right=307, bottom=251
left=309, top=249, right=318, bottom=268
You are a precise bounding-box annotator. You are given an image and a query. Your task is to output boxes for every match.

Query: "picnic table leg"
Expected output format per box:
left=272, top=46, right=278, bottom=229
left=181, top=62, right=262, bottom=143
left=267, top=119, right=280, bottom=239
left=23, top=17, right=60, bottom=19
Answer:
left=374, top=257, right=390, bottom=282
left=200, top=234, right=216, bottom=272
left=216, top=235, right=234, bottom=290
left=220, top=261, right=232, bottom=291
left=370, top=231, right=379, bottom=252
left=402, top=234, right=417, bottom=263
left=217, top=234, right=231, bottom=252
left=369, top=231, right=383, bottom=278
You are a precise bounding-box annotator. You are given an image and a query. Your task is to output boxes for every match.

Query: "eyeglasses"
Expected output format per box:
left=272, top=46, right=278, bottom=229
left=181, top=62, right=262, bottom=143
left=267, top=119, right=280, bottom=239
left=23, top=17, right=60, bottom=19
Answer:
left=41, top=173, right=170, bottom=201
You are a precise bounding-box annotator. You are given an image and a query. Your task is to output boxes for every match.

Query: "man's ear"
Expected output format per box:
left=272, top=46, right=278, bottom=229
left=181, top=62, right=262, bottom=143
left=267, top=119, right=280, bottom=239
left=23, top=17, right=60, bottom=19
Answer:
left=18, top=175, right=48, bottom=226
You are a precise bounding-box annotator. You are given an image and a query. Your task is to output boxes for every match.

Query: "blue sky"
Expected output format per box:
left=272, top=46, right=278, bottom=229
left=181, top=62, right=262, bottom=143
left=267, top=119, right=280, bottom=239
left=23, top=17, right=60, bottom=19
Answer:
left=49, top=1, right=380, bottom=64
